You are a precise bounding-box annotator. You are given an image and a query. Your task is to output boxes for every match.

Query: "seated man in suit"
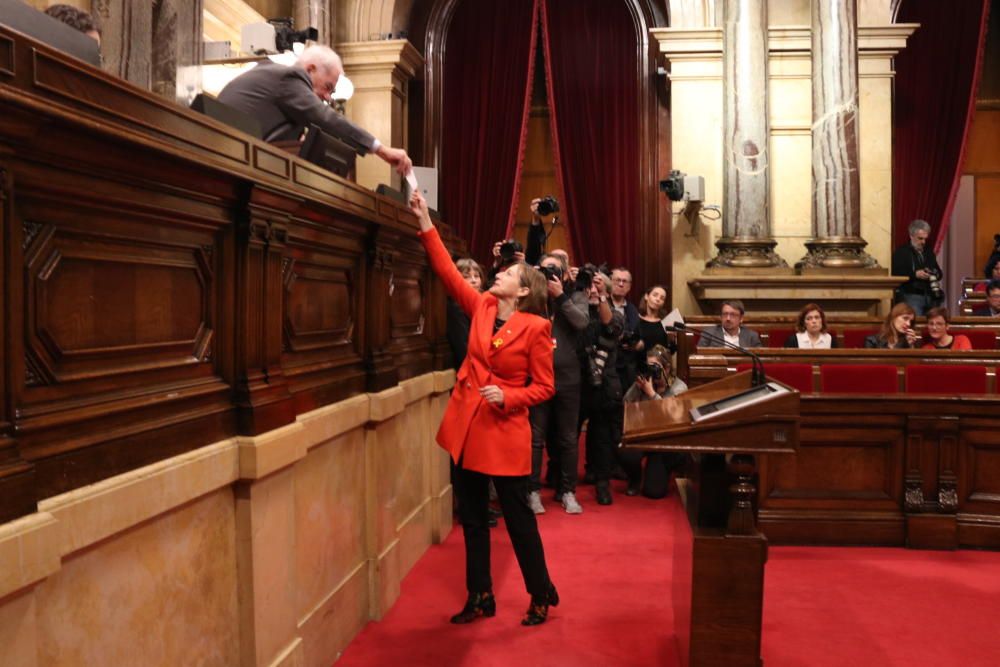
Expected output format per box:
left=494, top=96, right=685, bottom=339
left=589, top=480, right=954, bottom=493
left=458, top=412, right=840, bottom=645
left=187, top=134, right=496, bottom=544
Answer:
left=218, top=45, right=411, bottom=175
left=699, top=299, right=762, bottom=349
left=972, top=280, right=1000, bottom=317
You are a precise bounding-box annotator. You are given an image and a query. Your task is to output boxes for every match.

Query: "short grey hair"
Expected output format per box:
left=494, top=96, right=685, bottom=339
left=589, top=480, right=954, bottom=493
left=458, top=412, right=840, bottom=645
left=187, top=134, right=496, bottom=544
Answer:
left=297, top=45, right=342, bottom=74
left=908, top=219, right=931, bottom=236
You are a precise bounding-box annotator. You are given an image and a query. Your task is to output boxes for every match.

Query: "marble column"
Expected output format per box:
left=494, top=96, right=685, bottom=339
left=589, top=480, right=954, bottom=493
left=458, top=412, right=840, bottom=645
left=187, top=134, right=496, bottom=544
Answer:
left=91, top=0, right=153, bottom=89
left=710, top=0, right=786, bottom=268
left=295, top=0, right=332, bottom=44
left=799, top=0, right=879, bottom=269
left=337, top=40, right=423, bottom=191
left=152, top=0, right=204, bottom=105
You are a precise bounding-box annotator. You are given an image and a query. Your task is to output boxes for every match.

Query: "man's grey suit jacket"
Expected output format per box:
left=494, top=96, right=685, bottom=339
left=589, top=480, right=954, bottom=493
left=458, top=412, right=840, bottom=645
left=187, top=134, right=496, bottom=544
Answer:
left=218, top=60, right=375, bottom=154
left=698, top=325, right=762, bottom=348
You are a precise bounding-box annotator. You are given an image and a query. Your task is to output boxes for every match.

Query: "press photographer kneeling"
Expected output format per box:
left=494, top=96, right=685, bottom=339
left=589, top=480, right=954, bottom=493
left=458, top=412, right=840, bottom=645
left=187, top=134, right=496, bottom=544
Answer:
left=618, top=344, right=687, bottom=499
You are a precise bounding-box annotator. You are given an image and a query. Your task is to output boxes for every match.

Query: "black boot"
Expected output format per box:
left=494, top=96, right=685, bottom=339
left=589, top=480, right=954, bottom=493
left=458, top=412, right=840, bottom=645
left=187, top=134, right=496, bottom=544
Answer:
left=522, top=583, right=559, bottom=626
left=450, top=591, right=496, bottom=624
left=596, top=481, right=612, bottom=505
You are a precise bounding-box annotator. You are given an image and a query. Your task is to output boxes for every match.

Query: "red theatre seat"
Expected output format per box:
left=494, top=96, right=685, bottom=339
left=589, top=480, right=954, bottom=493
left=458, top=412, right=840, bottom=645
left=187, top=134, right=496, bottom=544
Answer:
left=905, top=364, right=989, bottom=395
left=951, top=329, right=998, bottom=350
left=842, top=328, right=879, bottom=349
left=737, top=363, right=814, bottom=393
left=767, top=328, right=796, bottom=348
left=820, top=364, right=899, bottom=394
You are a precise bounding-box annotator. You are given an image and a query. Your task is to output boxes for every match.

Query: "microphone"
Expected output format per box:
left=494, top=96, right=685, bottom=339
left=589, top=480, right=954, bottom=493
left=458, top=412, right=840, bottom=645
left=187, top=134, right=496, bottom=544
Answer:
left=667, top=322, right=767, bottom=387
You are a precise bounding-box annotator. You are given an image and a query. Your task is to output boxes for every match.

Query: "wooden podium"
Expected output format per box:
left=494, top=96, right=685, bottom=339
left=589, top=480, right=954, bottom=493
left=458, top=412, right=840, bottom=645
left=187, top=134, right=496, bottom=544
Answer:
left=622, top=371, right=800, bottom=667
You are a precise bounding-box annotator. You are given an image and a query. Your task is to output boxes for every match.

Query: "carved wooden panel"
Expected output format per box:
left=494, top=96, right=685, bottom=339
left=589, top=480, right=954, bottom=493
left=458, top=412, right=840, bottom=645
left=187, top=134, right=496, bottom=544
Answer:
left=281, top=211, right=368, bottom=409
left=762, top=426, right=903, bottom=507
left=20, top=204, right=214, bottom=389
left=959, top=429, right=1000, bottom=514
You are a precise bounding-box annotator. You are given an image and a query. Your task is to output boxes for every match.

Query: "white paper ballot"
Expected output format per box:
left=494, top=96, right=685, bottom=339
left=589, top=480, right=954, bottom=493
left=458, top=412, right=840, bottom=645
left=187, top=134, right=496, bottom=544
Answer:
left=404, top=170, right=419, bottom=196
left=661, top=308, right=684, bottom=329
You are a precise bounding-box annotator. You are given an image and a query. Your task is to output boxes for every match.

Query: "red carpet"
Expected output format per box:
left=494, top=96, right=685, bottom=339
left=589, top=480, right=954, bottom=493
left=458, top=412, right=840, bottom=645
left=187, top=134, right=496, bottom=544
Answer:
left=336, top=481, right=1000, bottom=666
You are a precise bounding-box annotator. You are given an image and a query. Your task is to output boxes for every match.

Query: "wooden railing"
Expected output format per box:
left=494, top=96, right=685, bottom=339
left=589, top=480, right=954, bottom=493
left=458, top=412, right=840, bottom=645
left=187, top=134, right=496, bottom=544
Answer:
left=0, top=27, right=458, bottom=522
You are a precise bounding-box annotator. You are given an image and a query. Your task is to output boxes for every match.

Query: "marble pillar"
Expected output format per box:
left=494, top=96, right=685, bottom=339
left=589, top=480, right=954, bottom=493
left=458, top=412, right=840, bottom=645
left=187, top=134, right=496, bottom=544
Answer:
left=294, top=0, right=330, bottom=43
left=710, top=0, right=786, bottom=268
left=152, top=0, right=204, bottom=105
left=799, top=0, right=879, bottom=269
left=337, top=40, right=423, bottom=191
left=91, top=0, right=153, bottom=89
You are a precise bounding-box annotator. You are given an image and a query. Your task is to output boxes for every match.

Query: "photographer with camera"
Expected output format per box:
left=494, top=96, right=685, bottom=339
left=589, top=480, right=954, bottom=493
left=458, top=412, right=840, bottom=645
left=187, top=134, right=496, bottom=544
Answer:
left=618, top=345, right=687, bottom=498
left=527, top=253, right=590, bottom=515
left=524, top=196, right=560, bottom=267
left=578, top=271, right=625, bottom=505
left=891, top=219, right=943, bottom=315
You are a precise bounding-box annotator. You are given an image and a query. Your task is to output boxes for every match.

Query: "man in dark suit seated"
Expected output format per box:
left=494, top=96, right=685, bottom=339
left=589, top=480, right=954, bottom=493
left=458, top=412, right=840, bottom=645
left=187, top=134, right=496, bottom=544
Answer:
left=698, top=299, right=762, bottom=348
left=218, top=44, right=411, bottom=175
left=972, top=280, right=1000, bottom=317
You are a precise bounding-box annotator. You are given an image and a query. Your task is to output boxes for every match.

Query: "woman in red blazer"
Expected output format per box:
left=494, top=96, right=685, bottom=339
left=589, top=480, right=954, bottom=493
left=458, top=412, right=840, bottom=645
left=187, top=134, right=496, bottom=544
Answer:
left=409, top=192, right=559, bottom=626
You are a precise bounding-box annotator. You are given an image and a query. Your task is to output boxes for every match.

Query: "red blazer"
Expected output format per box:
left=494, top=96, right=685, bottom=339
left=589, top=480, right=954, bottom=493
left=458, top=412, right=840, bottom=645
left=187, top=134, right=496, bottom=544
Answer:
left=420, top=228, right=555, bottom=476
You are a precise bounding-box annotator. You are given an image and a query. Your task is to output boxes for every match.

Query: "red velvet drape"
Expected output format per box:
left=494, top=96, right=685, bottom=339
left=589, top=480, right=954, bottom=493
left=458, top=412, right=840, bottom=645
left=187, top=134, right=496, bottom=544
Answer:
left=541, top=0, right=640, bottom=270
left=892, top=0, right=990, bottom=252
left=441, top=0, right=539, bottom=266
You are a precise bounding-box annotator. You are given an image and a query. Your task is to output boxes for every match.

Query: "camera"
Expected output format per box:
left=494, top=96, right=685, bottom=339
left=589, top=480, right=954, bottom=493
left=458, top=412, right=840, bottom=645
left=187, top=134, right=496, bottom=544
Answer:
left=498, top=239, right=524, bottom=265
left=574, top=262, right=610, bottom=292
left=536, top=196, right=560, bottom=217
left=539, top=263, right=563, bottom=282
left=639, top=362, right=663, bottom=381
left=269, top=18, right=318, bottom=53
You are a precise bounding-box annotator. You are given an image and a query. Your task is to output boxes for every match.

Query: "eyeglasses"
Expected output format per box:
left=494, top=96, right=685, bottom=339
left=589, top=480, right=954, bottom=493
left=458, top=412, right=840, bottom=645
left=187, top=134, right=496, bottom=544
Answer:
left=612, top=278, right=631, bottom=284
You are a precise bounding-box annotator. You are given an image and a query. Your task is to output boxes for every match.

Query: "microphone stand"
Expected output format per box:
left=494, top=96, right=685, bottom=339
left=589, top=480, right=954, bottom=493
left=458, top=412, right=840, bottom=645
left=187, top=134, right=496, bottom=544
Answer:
left=670, top=322, right=767, bottom=387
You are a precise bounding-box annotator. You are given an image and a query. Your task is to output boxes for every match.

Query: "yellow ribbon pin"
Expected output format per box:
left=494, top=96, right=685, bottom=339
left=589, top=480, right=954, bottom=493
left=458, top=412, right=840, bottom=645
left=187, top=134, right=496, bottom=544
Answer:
left=492, top=338, right=503, bottom=348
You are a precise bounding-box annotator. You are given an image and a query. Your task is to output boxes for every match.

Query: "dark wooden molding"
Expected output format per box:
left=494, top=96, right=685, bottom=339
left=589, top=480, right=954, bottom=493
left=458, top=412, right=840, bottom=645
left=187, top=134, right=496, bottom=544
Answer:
left=0, top=26, right=458, bottom=518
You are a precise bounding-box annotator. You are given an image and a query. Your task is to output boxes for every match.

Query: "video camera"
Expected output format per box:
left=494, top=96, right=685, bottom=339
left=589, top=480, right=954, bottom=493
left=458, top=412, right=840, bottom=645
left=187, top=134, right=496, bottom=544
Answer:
left=269, top=18, right=318, bottom=53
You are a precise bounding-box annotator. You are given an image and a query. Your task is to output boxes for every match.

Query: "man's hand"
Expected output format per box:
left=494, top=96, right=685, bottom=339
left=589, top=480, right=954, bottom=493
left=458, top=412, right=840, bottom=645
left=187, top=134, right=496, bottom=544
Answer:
left=546, top=275, right=564, bottom=298
left=568, top=266, right=579, bottom=282
left=376, top=145, right=413, bottom=176
left=915, top=269, right=930, bottom=280
left=408, top=191, right=433, bottom=232
left=479, top=385, right=505, bottom=406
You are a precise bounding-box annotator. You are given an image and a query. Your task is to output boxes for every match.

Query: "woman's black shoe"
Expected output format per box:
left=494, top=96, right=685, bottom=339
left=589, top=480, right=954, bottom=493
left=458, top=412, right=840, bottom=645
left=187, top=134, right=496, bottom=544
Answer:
left=522, top=584, right=559, bottom=626
left=450, top=591, right=496, bottom=624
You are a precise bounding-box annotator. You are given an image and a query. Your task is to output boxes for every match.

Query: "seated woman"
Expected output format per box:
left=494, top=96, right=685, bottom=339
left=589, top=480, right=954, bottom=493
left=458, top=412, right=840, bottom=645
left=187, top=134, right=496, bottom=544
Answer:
left=784, top=302, right=838, bottom=349
left=864, top=303, right=919, bottom=349
left=619, top=344, right=686, bottom=499
left=922, top=307, right=973, bottom=350
left=973, top=256, right=1000, bottom=292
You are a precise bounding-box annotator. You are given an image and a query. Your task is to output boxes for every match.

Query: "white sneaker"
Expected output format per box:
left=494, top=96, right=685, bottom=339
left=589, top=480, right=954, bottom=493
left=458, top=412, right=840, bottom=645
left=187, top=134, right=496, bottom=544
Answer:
left=561, top=491, right=583, bottom=514
left=528, top=491, right=545, bottom=514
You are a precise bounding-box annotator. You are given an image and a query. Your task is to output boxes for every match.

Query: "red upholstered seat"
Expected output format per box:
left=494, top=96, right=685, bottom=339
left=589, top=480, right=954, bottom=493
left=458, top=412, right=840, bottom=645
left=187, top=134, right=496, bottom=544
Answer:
left=767, top=328, right=796, bottom=348
left=843, top=328, right=879, bottom=348
left=951, top=329, right=998, bottom=350
left=737, top=363, right=814, bottom=393
left=820, top=364, right=898, bottom=394
left=905, top=364, right=989, bottom=395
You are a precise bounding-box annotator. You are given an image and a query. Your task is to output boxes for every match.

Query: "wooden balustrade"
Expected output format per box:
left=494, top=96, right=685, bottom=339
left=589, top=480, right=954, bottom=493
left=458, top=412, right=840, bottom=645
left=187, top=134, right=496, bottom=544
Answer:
left=0, top=26, right=459, bottom=522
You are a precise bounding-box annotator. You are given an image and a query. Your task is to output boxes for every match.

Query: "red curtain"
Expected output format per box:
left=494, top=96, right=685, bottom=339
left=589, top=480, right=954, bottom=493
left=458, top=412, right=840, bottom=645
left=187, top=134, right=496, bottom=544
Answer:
left=441, top=0, right=539, bottom=266
left=892, top=0, right=990, bottom=252
left=541, top=0, right=640, bottom=270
